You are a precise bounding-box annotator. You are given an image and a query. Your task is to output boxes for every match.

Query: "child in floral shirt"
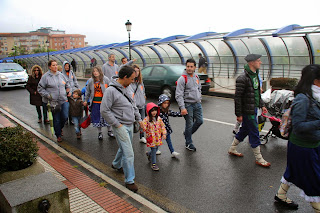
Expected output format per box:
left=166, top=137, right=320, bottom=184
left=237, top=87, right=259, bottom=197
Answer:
left=142, top=102, right=167, bottom=171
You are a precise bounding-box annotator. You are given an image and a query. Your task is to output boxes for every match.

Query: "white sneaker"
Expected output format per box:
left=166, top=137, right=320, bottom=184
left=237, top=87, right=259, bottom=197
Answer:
left=156, top=150, right=161, bottom=155
left=171, top=151, right=180, bottom=158
left=139, top=137, right=146, bottom=143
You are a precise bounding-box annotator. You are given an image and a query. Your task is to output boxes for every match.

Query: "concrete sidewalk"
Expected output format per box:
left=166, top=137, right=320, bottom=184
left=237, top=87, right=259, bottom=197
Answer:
left=0, top=112, right=163, bottom=213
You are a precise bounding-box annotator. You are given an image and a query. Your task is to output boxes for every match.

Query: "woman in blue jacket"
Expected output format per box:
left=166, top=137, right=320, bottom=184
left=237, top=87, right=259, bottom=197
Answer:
left=275, top=65, right=320, bottom=212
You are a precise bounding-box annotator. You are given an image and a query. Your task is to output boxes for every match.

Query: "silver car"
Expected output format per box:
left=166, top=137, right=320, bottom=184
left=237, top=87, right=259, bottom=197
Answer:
left=0, top=63, right=29, bottom=88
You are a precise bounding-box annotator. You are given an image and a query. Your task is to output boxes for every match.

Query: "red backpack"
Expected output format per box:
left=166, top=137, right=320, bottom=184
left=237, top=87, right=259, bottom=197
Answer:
left=175, top=75, right=199, bottom=85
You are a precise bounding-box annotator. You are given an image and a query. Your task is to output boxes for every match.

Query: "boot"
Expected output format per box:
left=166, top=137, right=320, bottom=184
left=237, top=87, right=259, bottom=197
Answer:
left=228, top=138, right=243, bottom=157
left=252, top=146, right=270, bottom=167
left=311, top=202, right=320, bottom=213
left=274, top=183, right=298, bottom=209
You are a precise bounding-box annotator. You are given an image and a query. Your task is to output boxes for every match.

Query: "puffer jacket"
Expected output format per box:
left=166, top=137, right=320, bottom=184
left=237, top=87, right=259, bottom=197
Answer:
left=234, top=70, right=264, bottom=117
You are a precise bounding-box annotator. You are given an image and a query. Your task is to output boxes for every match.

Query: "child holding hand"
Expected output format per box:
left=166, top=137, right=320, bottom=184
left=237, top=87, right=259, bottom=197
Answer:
left=142, top=102, right=166, bottom=171
left=69, top=89, right=84, bottom=139
left=158, top=94, right=182, bottom=157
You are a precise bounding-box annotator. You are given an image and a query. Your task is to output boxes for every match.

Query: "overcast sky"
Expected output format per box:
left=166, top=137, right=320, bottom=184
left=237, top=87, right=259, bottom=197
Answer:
left=1, top=0, right=319, bottom=46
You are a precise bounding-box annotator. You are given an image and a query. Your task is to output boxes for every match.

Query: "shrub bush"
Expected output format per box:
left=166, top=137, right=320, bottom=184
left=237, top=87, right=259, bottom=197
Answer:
left=0, top=126, right=39, bottom=173
left=270, top=78, right=298, bottom=90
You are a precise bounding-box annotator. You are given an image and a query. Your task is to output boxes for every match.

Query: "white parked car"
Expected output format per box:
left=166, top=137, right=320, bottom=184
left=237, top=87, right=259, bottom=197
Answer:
left=0, top=63, right=29, bottom=88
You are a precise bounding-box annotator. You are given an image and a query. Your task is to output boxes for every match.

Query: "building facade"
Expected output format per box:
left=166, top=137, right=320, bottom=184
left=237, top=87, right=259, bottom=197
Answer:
left=0, top=27, right=86, bottom=56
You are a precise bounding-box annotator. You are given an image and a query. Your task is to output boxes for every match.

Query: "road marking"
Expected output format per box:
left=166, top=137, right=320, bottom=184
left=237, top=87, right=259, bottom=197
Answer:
left=0, top=108, right=166, bottom=213
left=203, top=117, right=268, bottom=133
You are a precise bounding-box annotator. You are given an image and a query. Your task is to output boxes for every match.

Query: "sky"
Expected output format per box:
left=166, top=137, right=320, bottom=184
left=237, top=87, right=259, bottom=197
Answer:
left=0, top=0, right=319, bottom=46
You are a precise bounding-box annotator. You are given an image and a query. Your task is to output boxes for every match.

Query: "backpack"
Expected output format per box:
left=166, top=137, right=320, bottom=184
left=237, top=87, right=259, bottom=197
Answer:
left=175, top=74, right=200, bottom=85
left=279, top=106, right=292, bottom=139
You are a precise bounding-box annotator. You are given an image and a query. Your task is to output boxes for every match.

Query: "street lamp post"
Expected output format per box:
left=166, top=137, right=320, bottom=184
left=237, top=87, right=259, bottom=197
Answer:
left=46, top=40, right=50, bottom=62
left=125, top=20, right=132, bottom=60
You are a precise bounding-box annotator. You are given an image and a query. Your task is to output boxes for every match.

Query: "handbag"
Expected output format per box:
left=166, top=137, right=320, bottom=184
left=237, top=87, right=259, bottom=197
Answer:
left=110, top=85, right=140, bottom=133
left=80, top=106, right=91, bottom=129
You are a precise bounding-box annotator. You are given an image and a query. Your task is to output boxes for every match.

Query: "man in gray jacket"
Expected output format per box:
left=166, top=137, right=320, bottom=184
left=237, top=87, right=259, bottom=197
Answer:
left=175, top=58, right=203, bottom=151
left=100, top=66, right=142, bottom=192
left=102, top=53, right=119, bottom=79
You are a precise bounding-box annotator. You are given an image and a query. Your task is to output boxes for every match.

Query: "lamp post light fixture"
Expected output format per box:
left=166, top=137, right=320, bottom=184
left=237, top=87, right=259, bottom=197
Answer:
left=46, top=40, right=50, bottom=62
left=125, top=20, right=132, bottom=60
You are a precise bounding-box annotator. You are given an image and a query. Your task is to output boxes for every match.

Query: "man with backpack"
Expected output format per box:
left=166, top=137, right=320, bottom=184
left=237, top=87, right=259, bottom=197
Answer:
left=228, top=54, right=270, bottom=167
left=198, top=53, right=207, bottom=74
left=175, top=58, right=203, bottom=151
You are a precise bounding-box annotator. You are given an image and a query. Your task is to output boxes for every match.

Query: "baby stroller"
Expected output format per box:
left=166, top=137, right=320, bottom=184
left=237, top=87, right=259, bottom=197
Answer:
left=259, top=89, right=294, bottom=144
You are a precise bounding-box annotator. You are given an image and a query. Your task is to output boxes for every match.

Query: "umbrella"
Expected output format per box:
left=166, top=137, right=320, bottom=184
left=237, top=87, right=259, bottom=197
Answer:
left=47, top=101, right=55, bottom=136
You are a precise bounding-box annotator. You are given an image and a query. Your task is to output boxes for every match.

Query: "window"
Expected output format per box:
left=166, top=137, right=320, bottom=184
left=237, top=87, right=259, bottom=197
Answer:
left=151, top=66, right=167, bottom=77
left=79, top=42, right=81, bottom=45
left=141, top=66, right=153, bottom=76
left=55, top=43, right=57, bottom=46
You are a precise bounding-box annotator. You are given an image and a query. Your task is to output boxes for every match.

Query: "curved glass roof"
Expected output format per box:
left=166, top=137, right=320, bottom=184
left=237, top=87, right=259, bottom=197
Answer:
left=3, top=24, right=320, bottom=79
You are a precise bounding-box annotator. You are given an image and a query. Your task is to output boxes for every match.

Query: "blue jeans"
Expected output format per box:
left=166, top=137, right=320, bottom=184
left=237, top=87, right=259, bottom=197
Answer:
left=166, top=133, right=174, bottom=153
left=139, top=107, right=145, bottom=138
left=235, top=108, right=260, bottom=148
left=112, top=124, right=135, bottom=184
left=148, top=146, right=159, bottom=164
left=184, top=102, right=203, bottom=146
left=53, top=102, right=69, bottom=138
left=72, top=116, right=81, bottom=134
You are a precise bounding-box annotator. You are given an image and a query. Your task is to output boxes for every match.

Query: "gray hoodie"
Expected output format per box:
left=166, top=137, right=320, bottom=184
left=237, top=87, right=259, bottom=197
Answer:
left=100, top=78, right=141, bottom=127
left=130, top=81, right=146, bottom=109
left=37, top=71, right=70, bottom=105
left=102, top=62, right=119, bottom=79
left=61, top=61, right=79, bottom=92
left=175, top=70, right=202, bottom=110
left=84, top=76, right=110, bottom=107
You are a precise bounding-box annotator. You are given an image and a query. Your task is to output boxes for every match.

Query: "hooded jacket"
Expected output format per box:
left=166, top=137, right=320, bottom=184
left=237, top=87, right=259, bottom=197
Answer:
left=85, top=76, right=110, bottom=107
left=100, top=78, right=141, bottom=127
left=175, top=70, right=202, bottom=110
left=142, top=102, right=166, bottom=148
left=61, top=61, right=79, bottom=92
left=130, top=81, right=146, bottom=109
left=158, top=94, right=182, bottom=134
left=37, top=71, right=70, bottom=105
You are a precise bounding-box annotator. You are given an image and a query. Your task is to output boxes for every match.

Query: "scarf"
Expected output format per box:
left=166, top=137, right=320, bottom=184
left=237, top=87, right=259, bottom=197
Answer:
left=311, top=84, right=320, bottom=103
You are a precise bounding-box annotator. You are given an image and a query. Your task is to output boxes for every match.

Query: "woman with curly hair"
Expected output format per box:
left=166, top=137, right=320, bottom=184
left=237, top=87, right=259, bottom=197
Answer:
left=26, top=65, right=48, bottom=124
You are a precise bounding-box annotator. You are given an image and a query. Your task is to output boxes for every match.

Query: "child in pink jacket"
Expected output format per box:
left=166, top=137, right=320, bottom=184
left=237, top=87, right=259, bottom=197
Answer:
left=142, top=102, right=166, bottom=171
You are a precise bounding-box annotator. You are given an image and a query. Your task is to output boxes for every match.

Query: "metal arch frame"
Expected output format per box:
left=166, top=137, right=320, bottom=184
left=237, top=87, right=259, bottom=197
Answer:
left=134, top=47, right=152, bottom=66
left=222, top=40, right=238, bottom=77
left=71, top=52, right=88, bottom=68
left=132, top=47, right=146, bottom=67
left=51, top=55, right=64, bottom=64
left=192, top=41, right=212, bottom=75
left=81, top=52, right=93, bottom=61
left=204, top=40, right=222, bottom=77
left=148, top=46, right=163, bottom=64
left=258, top=38, right=273, bottom=79
left=168, top=43, right=184, bottom=64
left=57, top=54, right=72, bottom=63
left=156, top=45, right=172, bottom=63
left=279, top=38, right=291, bottom=77
left=179, top=43, right=194, bottom=59
left=92, top=50, right=106, bottom=64
left=112, top=48, right=128, bottom=59
left=303, top=35, right=314, bottom=64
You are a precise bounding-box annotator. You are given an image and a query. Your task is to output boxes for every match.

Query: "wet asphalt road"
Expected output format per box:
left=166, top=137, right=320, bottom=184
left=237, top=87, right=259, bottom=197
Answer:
left=0, top=83, right=314, bottom=213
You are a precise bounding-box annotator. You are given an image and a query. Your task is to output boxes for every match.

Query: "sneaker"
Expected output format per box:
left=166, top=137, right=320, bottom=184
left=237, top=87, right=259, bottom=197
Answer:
left=108, top=131, right=115, bottom=138
left=98, top=132, right=103, bottom=140
left=76, top=133, right=81, bottom=139
left=111, top=164, right=124, bottom=173
left=146, top=152, right=151, bottom=162
left=171, top=151, right=180, bottom=158
left=186, top=144, right=196, bottom=151
left=125, top=183, right=138, bottom=193
left=151, top=164, right=159, bottom=171
left=156, top=150, right=161, bottom=155
left=139, top=137, right=147, bottom=143
left=57, top=137, right=62, bottom=143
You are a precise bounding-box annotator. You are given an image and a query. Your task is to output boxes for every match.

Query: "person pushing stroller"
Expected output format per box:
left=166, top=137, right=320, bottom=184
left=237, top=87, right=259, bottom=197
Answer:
left=228, top=54, right=270, bottom=168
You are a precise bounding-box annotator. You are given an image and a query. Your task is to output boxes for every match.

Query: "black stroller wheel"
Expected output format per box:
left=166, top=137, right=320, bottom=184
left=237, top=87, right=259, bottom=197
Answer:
left=260, top=134, right=269, bottom=145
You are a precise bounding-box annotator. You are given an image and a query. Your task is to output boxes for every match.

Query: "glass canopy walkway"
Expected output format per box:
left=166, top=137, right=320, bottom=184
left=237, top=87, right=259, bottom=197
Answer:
left=2, top=24, right=320, bottom=80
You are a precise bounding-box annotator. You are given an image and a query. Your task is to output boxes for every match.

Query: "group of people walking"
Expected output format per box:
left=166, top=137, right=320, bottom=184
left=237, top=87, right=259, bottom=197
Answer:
left=25, top=53, right=319, bottom=212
